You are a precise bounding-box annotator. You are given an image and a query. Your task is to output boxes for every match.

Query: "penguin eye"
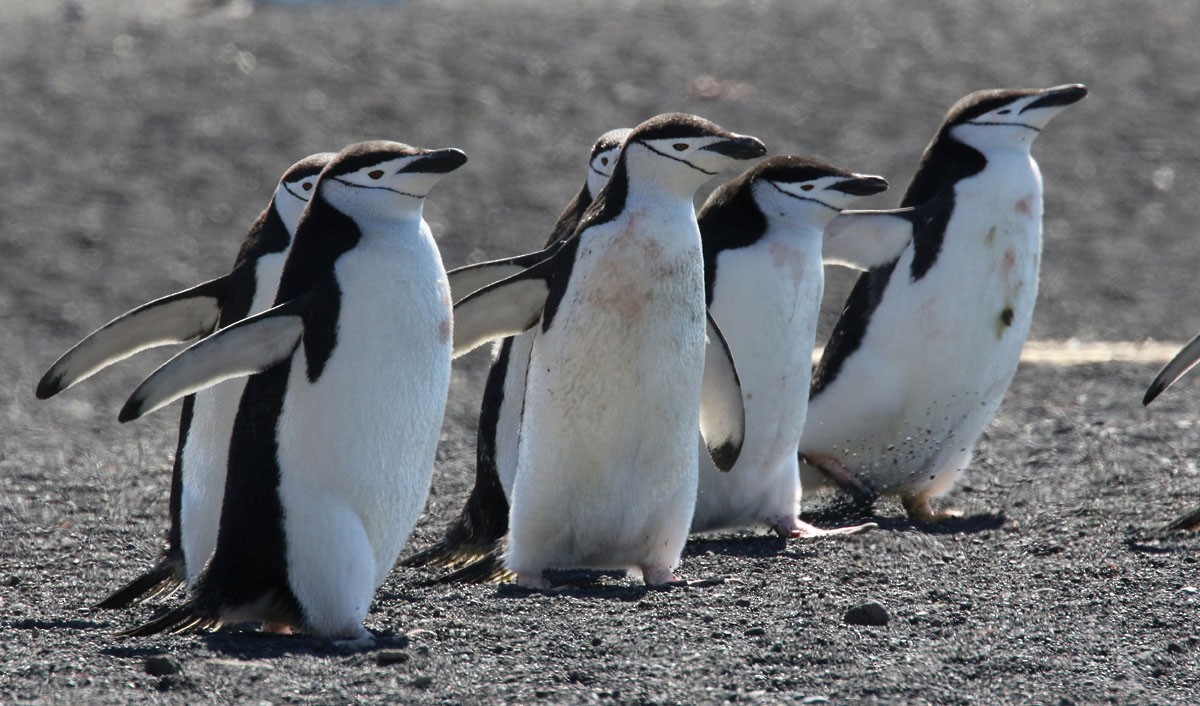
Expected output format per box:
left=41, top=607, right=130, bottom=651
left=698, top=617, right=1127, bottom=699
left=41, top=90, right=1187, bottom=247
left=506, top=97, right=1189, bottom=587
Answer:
left=672, top=143, right=688, bottom=152
left=800, top=184, right=814, bottom=191
left=302, top=182, right=313, bottom=191
left=600, top=157, right=609, bottom=166
left=368, top=170, right=385, bottom=180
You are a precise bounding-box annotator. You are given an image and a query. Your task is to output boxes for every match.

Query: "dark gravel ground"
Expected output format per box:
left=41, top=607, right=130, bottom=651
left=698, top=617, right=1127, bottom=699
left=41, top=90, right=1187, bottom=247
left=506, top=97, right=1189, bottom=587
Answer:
left=2, top=1, right=1199, bottom=704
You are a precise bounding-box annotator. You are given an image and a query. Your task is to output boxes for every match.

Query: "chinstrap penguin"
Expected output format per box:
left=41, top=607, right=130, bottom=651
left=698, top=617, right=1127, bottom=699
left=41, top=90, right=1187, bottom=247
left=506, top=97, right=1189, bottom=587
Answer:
left=450, top=113, right=763, bottom=588
left=116, top=141, right=465, bottom=639
left=799, top=84, right=1088, bottom=522
left=36, top=153, right=332, bottom=608
left=691, top=155, right=905, bottom=539
left=402, top=128, right=631, bottom=571
left=1142, top=330, right=1200, bottom=531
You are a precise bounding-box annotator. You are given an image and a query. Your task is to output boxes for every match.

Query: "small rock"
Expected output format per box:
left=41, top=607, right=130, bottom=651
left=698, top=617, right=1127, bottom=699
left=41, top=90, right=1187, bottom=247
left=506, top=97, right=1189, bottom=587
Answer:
left=144, top=655, right=182, bottom=677
left=802, top=697, right=830, bottom=704
left=591, top=637, right=602, bottom=647
left=376, top=649, right=410, bottom=666
left=411, top=675, right=433, bottom=688
left=743, top=627, right=766, bottom=637
left=734, top=598, right=751, bottom=608
left=844, top=601, right=889, bottom=627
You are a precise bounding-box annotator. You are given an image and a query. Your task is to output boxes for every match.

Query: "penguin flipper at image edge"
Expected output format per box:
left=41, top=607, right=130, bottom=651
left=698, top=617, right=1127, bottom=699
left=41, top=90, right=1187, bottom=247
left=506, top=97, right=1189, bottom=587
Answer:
left=118, top=295, right=310, bottom=422
left=701, top=311, right=744, bottom=471
left=36, top=275, right=232, bottom=399
left=446, top=240, right=562, bottom=303
left=1166, top=504, right=1200, bottom=532
left=451, top=247, right=561, bottom=358
left=1144, top=331, right=1200, bottom=405
left=821, top=197, right=944, bottom=271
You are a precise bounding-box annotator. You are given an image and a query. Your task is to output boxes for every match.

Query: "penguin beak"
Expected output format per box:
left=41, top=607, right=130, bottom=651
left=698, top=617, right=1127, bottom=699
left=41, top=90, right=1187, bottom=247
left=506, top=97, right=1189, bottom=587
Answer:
left=1020, top=84, right=1088, bottom=113
left=830, top=175, right=890, bottom=197
left=702, top=135, right=768, bottom=160
left=405, top=148, right=469, bottom=174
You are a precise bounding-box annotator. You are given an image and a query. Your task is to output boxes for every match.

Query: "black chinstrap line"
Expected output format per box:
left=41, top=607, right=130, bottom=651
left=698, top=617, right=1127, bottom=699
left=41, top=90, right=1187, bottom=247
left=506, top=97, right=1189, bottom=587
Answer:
left=639, top=142, right=719, bottom=175
left=330, top=176, right=424, bottom=199
left=764, top=180, right=839, bottom=212
left=964, top=120, right=1041, bottom=132
left=282, top=181, right=312, bottom=202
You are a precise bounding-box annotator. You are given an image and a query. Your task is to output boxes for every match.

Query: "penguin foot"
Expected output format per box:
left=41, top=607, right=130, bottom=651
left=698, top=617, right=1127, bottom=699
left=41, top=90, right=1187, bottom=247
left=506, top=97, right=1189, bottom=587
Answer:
left=1165, top=503, right=1200, bottom=531
left=775, top=518, right=877, bottom=539
left=515, top=572, right=552, bottom=590
left=801, top=454, right=879, bottom=509
left=261, top=622, right=295, bottom=635
left=903, top=496, right=964, bottom=523
left=641, top=566, right=685, bottom=587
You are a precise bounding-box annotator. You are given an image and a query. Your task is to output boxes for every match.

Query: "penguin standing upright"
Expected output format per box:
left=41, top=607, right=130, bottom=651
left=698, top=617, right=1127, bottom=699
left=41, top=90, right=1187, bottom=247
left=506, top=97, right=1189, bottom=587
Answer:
left=451, top=113, right=763, bottom=587
left=36, top=153, right=333, bottom=607
left=799, top=84, right=1088, bottom=522
left=690, top=155, right=907, bottom=538
left=117, top=141, right=466, bottom=638
left=402, top=127, right=631, bottom=570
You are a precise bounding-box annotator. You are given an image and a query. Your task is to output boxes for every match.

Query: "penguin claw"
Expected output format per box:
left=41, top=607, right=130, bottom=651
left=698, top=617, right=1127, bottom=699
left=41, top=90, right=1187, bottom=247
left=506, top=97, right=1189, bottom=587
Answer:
left=778, top=519, right=877, bottom=538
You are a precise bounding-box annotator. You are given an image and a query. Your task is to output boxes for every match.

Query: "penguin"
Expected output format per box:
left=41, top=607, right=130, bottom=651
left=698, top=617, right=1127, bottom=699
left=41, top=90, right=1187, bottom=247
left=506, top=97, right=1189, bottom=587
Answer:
left=1142, top=331, right=1200, bottom=531
left=115, top=141, right=466, bottom=639
left=36, top=153, right=333, bottom=608
left=690, top=155, right=909, bottom=538
left=401, top=127, right=631, bottom=570
left=799, top=84, right=1088, bottom=522
left=450, top=113, right=764, bottom=588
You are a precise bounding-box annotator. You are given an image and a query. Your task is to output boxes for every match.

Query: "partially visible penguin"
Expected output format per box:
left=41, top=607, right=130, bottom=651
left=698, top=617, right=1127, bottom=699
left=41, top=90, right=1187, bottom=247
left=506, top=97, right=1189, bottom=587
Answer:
left=691, top=155, right=913, bottom=538
left=800, top=84, right=1088, bottom=522
left=451, top=113, right=763, bottom=587
left=1142, top=329, right=1200, bottom=531
left=116, top=141, right=466, bottom=639
left=36, top=153, right=333, bottom=608
left=402, top=127, right=631, bottom=570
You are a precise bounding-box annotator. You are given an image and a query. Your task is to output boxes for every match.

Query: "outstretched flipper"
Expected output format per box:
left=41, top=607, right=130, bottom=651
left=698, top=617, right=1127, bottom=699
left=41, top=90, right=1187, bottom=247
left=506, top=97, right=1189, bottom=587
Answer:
left=1166, top=503, right=1200, bottom=532
left=423, top=550, right=515, bottom=586
left=1144, top=332, right=1200, bottom=405
left=119, top=297, right=308, bottom=422
left=700, top=311, right=744, bottom=471
left=117, top=603, right=220, bottom=638
left=822, top=210, right=916, bottom=271
left=451, top=254, right=557, bottom=358
left=94, top=558, right=185, bottom=610
left=36, top=276, right=231, bottom=399
left=447, top=241, right=561, bottom=303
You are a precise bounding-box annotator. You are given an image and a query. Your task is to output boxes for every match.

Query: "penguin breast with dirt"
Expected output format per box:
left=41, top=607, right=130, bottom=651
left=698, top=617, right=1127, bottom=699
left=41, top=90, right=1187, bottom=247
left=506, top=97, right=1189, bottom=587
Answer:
left=118, top=141, right=466, bottom=639
left=690, top=156, right=897, bottom=539
left=800, top=84, right=1087, bottom=522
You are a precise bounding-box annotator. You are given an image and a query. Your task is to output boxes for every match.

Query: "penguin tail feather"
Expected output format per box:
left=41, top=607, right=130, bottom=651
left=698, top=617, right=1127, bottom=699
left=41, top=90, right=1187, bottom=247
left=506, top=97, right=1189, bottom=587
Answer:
left=1165, top=503, right=1200, bottom=532
left=399, top=477, right=509, bottom=569
left=422, top=551, right=514, bottom=586
left=94, top=557, right=186, bottom=610
left=116, top=604, right=219, bottom=638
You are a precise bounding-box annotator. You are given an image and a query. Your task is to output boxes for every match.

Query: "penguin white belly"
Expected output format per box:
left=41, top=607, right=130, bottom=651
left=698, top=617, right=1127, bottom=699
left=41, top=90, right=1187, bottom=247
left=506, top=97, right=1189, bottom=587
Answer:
left=180, top=251, right=288, bottom=583
left=508, top=215, right=706, bottom=574
left=495, top=332, right=534, bottom=498
left=804, top=162, right=1042, bottom=497
left=275, top=230, right=451, bottom=633
left=693, top=237, right=823, bottom=532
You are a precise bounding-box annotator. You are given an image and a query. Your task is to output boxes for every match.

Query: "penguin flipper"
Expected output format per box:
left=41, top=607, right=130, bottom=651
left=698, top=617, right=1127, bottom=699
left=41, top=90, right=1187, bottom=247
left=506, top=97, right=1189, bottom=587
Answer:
left=1166, top=503, right=1200, bottom=531
left=1144, top=331, right=1200, bottom=405
left=452, top=254, right=557, bottom=358
left=400, top=468, right=510, bottom=569
left=700, top=311, right=745, bottom=471
left=36, top=275, right=230, bottom=399
left=117, top=603, right=220, bottom=638
left=94, top=555, right=186, bottom=610
left=447, top=241, right=560, bottom=303
left=822, top=209, right=918, bottom=271
left=423, top=550, right=515, bottom=585
left=119, top=298, right=307, bottom=422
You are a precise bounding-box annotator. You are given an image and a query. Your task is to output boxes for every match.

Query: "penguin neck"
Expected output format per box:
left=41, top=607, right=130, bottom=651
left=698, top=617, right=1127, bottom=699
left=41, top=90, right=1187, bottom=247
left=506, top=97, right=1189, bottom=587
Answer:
left=901, top=132, right=987, bottom=207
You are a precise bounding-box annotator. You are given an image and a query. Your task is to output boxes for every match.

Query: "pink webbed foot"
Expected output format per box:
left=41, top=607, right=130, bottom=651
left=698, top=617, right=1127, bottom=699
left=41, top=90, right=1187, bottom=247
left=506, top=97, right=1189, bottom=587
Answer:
left=641, top=565, right=686, bottom=587
left=902, top=495, right=964, bottom=523
left=515, top=572, right=552, bottom=590
left=773, top=517, right=877, bottom=539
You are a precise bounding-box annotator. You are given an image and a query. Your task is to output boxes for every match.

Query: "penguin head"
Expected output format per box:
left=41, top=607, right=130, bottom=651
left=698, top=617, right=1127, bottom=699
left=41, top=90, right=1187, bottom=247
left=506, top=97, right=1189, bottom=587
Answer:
left=319, top=141, right=468, bottom=219
left=945, top=84, right=1088, bottom=151
left=747, top=156, right=889, bottom=226
left=620, top=113, right=767, bottom=194
left=586, top=128, right=633, bottom=197
left=273, top=152, right=336, bottom=234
